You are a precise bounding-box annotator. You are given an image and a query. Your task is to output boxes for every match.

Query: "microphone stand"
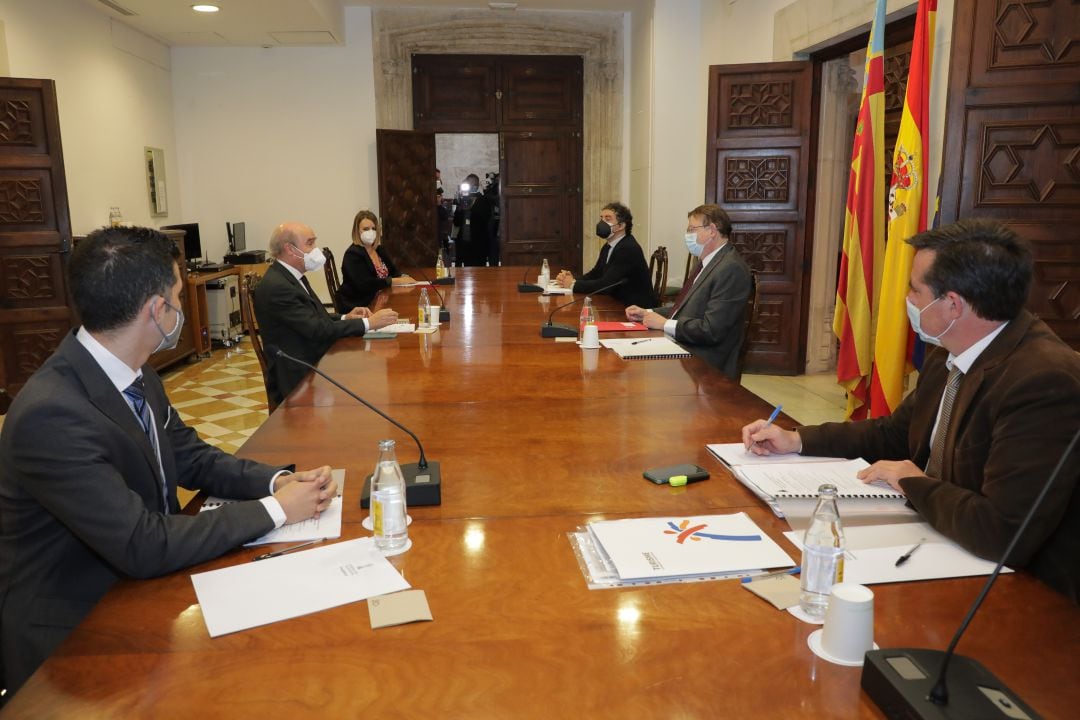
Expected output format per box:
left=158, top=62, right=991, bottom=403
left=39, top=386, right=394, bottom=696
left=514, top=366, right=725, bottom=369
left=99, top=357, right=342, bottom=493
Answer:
left=412, top=267, right=451, bottom=322
left=268, top=347, right=441, bottom=507
left=518, top=264, right=544, bottom=293
left=540, top=278, right=625, bottom=338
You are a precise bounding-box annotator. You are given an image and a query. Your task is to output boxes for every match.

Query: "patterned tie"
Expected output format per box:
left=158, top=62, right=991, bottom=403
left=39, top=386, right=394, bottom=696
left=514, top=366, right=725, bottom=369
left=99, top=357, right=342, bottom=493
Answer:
left=671, top=261, right=703, bottom=315
left=926, top=366, right=963, bottom=479
left=123, top=378, right=169, bottom=513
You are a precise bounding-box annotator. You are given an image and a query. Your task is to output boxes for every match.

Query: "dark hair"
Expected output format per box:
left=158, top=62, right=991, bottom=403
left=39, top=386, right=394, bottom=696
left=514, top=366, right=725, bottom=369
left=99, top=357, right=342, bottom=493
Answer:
left=688, top=203, right=732, bottom=237
left=907, top=219, right=1032, bottom=321
left=69, top=226, right=179, bottom=332
left=351, top=209, right=380, bottom=245
left=602, top=202, right=633, bottom=234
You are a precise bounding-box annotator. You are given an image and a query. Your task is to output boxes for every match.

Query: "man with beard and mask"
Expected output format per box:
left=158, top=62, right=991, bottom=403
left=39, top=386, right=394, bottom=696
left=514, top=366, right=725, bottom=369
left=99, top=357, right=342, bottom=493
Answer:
left=0, top=226, right=341, bottom=700
left=554, top=202, right=658, bottom=308
left=742, top=220, right=1080, bottom=603
left=254, top=221, right=398, bottom=406
left=625, top=204, right=751, bottom=378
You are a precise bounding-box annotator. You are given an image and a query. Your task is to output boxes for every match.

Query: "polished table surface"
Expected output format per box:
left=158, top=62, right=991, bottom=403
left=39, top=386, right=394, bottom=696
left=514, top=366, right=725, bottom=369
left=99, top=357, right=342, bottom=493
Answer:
left=6, top=268, right=1078, bottom=718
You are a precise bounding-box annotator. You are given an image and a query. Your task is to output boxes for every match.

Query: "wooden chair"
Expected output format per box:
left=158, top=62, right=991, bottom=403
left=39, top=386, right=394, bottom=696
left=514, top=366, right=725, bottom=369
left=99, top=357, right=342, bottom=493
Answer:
left=734, top=273, right=758, bottom=383
left=648, top=246, right=668, bottom=301
left=239, top=272, right=277, bottom=414
left=322, top=246, right=341, bottom=310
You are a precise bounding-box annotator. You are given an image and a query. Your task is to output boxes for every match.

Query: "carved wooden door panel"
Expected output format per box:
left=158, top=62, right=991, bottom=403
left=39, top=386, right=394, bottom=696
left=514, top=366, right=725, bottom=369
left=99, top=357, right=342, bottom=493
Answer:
left=706, top=61, right=814, bottom=375
left=939, top=0, right=1080, bottom=349
left=375, top=129, right=437, bottom=270
left=0, top=78, right=73, bottom=412
left=412, top=54, right=583, bottom=273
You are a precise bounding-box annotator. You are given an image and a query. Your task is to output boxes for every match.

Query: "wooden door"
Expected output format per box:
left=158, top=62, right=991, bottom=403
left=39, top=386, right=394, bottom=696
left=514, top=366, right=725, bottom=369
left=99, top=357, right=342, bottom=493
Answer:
left=939, top=0, right=1080, bottom=349
left=706, top=61, right=815, bottom=375
left=412, top=54, right=584, bottom=272
left=0, top=78, right=73, bottom=412
left=375, top=129, right=437, bottom=270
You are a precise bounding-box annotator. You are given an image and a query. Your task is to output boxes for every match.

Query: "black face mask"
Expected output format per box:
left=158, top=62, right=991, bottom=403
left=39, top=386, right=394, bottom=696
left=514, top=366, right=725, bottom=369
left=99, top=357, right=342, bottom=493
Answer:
left=596, top=221, right=613, bottom=239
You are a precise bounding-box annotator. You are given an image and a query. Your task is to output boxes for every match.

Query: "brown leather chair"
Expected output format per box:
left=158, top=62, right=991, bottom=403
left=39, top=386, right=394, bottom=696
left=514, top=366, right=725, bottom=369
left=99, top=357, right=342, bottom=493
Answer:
left=648, top=246, right=668, bottom=301
left=239, top=272, right=277, bottom=414
left=735, top=273, right=758, bottom=383
left=322, top=246, right=341, bottom=310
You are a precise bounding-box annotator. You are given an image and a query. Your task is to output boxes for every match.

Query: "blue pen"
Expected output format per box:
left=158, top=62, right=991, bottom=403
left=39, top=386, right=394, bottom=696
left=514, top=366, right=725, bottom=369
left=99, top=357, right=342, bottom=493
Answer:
left=741, top=567, right=800, bottom=583
left=764, top=404, right=783, bottom=427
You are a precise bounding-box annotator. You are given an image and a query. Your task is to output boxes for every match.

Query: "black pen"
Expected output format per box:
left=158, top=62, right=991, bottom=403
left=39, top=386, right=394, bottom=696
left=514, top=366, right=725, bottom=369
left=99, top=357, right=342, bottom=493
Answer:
left=894, top=538, right=925, bottom=567
left=631, top=338, right=651, bottom=345
left=252, top=539, right=322, bottom=562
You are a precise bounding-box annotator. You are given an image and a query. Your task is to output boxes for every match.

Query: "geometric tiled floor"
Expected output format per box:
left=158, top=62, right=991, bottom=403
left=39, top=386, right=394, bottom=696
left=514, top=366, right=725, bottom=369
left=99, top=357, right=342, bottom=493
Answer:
left=160, top=337, right=269, bottom=456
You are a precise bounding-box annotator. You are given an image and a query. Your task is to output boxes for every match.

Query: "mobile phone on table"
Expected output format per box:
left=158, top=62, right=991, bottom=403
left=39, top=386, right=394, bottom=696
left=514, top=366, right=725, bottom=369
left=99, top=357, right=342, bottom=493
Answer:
left=642, top=463, right=710, bottom=485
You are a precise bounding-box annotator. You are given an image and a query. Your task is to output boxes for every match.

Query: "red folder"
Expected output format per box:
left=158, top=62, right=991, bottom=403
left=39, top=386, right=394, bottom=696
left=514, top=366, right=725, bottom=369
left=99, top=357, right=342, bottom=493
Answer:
left=595, top=322, right=648, bottom=332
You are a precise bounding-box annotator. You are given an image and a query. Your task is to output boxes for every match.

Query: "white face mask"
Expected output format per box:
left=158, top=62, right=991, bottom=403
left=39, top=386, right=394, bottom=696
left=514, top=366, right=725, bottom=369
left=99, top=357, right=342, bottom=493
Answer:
left=684, top=232, right=705, bottom=257
left=905, top=296, right=956, bottom=346
left=153, top=300, right=184, bottom=353
left=291, top=244, right=326, bottom=272
left=359, top=229, right=377, bottom=246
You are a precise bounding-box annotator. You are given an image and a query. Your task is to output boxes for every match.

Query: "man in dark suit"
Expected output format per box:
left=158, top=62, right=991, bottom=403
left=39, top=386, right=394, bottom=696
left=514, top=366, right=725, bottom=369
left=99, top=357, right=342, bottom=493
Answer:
left=743, top=220, right=1080, bottom=602
left=253, top=221, right=398, bottom=406
left=0, top=227, right=339, bottom=700
left=626, top=204, right=752, bottom=378
left=555, top=202, right=658, bottom=308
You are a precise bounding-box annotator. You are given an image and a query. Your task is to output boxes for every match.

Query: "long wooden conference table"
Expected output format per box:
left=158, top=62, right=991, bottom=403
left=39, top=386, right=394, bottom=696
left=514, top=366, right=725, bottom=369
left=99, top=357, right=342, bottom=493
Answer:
left=5, top=268, right=1077, bottom=718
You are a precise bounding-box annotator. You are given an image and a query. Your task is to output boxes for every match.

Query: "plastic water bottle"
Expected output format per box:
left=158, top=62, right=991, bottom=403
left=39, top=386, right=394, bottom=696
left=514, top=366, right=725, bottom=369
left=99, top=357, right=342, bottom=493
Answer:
left=371, top=439, right=409, bottom=552
left=540, top=258, right=550, bottom=287
left=799, top=484, right=845, bottom=620
left=578, top=296, right=596, bottom=340
left=418, top=287, right=432, bottom=328
left=435, top=251, right=446, bottom=280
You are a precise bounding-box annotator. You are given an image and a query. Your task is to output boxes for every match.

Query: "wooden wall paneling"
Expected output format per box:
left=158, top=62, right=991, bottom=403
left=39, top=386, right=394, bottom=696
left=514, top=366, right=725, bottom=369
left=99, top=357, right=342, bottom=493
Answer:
left=412, top=55, right=498, bottom=132
left=939, top=0, right=1080, bottom=348
left=376, top=129, right=438, bottom=269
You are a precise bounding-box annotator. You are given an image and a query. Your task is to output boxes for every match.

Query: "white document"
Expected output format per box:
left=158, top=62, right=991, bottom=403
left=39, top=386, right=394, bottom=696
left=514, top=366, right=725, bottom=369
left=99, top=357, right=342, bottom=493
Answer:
left=191, top=537, right=410, bottom=637
left=737, top=459, right=905, bottom=499
left=202, top=469, right=345, bottom=547
left=599, top=337, right=690, bottom=359
left=381, top=322, right=417, bottom=334
left=587, top=513, right=794, bottom=581
left=543, top=283, right=572, bottom=295
left=706, top=443, right=846, bottom=468
left=783, top=529, right=1011, bottom=585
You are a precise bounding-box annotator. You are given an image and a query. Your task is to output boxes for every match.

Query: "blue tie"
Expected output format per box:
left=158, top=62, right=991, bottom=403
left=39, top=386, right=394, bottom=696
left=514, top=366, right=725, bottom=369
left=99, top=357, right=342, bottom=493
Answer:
left=123, top=377, right=169, bottom=513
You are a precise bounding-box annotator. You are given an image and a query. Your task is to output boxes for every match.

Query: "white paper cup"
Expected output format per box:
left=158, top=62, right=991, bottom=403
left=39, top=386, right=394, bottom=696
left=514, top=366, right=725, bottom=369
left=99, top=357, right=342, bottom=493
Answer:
left=581, top=347, right=599, bottom=371
left=809, top=583, right=875, bottom=666
left=430, top=306, right=441, bottom=323
left=581, top=324, right=601, bottom=349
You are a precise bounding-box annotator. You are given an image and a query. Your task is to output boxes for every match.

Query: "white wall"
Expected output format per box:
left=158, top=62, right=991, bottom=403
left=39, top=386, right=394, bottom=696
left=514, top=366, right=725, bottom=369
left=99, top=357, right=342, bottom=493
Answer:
left=171, top=7, right=378, bottom=294
left=646, top=0, right=703, bottom=279
left=0, top=0, right=179, bottom=234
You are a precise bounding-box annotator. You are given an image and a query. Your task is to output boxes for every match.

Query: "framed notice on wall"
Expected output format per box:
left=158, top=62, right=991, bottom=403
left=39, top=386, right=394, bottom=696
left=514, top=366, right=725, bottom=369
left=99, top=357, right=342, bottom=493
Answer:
left=145, top=146, right=168, bottom=216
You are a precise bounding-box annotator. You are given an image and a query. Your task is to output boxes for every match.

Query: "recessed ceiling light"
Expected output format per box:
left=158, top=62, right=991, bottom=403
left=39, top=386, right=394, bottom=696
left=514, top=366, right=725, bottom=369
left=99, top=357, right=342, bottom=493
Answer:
left=192, top=4, right=220, bottom=12
left=489, top=2, right=518, bottom=9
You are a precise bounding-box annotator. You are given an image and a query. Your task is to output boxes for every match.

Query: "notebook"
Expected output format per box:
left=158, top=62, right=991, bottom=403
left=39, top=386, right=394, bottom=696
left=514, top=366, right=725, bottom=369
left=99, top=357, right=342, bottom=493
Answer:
left=600, top=337, right=691, bottom=360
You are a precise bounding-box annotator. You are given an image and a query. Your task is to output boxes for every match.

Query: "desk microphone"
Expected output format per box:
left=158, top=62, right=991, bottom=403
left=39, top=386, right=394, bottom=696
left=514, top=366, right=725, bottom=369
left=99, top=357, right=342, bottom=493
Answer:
left=540, top=278, right=625, bottom=338
left=265, top=346, right=441, bottom=507
left=411, top=267, right=451, bottom=322
left=861, top=426, right=1080, bottom=719
left=518, top=264, right=544, bottom=293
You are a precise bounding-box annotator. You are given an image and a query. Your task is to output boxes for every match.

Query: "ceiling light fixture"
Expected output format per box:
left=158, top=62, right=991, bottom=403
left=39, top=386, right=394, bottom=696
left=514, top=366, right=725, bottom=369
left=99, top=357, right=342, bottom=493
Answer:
left=191, top=4, right=220, bottom=12
left=488, top=2, right=519, bottom=9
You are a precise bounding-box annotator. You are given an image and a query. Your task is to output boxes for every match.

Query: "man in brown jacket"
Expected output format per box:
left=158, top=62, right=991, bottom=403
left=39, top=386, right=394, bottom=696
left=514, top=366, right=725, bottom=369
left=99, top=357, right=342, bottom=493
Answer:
left=743, top=220, right=1080, bottom=602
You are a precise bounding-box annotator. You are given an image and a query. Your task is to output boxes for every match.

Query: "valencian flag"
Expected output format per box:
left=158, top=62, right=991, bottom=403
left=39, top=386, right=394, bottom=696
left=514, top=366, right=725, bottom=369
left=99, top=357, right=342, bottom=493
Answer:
left=833, top=0, right=886, bottom=420
left=870, top=0, right=937, bottom=417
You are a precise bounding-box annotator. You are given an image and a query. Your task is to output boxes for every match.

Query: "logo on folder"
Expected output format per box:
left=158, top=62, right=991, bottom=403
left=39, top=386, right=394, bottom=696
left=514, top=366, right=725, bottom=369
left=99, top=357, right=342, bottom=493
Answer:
left=664, top=520, right=762, bottom=545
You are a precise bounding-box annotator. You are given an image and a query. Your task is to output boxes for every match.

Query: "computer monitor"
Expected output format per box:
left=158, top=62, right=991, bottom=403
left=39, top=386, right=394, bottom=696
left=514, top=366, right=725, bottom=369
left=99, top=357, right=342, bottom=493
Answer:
left=162, top=223, right=202, bottom=264
left=227, top=221, right=246, bottom=252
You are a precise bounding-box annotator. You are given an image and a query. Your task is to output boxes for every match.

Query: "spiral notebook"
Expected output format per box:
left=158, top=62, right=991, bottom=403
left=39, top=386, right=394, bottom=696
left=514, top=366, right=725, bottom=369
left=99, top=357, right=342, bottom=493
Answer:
left=600, top=337, right=691, bottom=360
left=736, top=459, right=905, bottom=500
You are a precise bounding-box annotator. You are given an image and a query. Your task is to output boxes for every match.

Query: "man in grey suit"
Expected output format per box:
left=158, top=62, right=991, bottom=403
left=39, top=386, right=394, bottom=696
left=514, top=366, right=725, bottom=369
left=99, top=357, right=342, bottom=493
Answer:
left=626, top=204, right=752, bottom=378
left=253, top=221, right=398, bottom=406
left=0, top=227, right=338, bottom=700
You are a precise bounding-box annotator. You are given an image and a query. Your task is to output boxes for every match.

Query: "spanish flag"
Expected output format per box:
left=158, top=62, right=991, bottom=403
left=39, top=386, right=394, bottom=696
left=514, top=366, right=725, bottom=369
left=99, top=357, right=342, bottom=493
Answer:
left=833, top=0, right=887, bottom=420
left=870, top=0, right=937, bottom=417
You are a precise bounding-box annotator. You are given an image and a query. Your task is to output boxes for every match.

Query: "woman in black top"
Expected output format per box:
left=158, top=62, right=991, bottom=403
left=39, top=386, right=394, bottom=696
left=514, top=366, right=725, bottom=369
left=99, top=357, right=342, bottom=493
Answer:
left=335, top=210, right=414, bottom=313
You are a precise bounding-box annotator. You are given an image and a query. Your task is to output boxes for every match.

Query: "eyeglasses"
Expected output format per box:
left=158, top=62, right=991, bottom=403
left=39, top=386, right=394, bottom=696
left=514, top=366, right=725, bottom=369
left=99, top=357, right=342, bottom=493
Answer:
left=686, top=224, right=706, bottom=232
